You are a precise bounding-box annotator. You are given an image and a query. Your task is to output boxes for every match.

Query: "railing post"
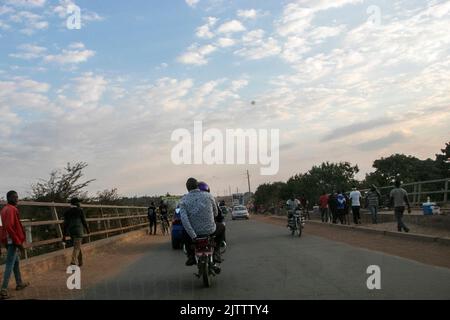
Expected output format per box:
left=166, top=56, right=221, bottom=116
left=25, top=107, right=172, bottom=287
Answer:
left=100, top=206, right=109, bottom=238
left=413, top=183, right=417, bottom=205
left=417, top=183, right=422, bottom=205
left=51, top=205, right=64, bottom=249
left=115, top=208, right=123, bottom=233
left=444, top=179, right=449, bottom=203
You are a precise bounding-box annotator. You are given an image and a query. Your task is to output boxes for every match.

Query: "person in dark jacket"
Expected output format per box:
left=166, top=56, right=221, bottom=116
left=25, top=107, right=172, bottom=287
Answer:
left=147, top=202, right=157, bottom=235
left=0, top=191, right=30, bottom=300
left=62, top=198, right=90, bottom=267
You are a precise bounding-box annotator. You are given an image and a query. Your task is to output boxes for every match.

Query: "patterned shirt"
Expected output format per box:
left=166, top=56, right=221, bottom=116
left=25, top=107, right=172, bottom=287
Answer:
left=367, top=190, right=380, bottom=207
left=180, top=189, right=218, bottom=239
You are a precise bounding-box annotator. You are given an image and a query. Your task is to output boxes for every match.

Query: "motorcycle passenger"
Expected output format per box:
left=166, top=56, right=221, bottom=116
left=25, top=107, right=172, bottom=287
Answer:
left=286, top=195, right=301, bottom=226
left=180, top=178, right=225, bottom=266
left=198, top=181, right=227, bottom=243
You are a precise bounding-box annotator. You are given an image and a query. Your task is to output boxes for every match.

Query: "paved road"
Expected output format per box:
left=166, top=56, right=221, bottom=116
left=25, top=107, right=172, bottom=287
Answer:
left=79, top=216, right=450, bottom=300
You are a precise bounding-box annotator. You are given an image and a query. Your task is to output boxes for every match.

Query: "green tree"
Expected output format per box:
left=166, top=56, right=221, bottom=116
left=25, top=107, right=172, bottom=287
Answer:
left=31, top=162, right=95, bottom=202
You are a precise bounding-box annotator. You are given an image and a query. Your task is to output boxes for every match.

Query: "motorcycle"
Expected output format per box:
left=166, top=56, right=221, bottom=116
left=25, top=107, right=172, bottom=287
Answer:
left=195, top=236, right=226, bottom=287
left=184, top=236, right=227, bottom=288
left=288, top=209, right=305, bottom=237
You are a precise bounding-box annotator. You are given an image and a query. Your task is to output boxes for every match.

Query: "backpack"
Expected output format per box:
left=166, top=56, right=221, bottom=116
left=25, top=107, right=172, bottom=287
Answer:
left=336, top=194, right=346, bottom=210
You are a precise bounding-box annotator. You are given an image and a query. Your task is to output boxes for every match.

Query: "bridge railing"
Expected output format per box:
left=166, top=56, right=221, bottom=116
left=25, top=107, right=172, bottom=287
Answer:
left=357, top=178, right=449, bottom=207
left=0, top=201, right=150, bottom=260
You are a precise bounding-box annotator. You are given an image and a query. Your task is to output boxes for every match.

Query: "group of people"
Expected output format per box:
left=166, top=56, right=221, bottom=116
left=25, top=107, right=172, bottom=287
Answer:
left=146, top=201, right=170, bottom=235
left=317, top=180, right=412, bottom=232
left=0, top=191, right=91, bottom=299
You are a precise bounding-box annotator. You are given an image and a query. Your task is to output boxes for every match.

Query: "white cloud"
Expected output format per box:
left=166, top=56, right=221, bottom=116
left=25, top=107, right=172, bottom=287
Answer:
left=53, top=0, right=104, bottom=25
left=216, top=37, right=235, bottom=48
left=9, top=10, right=48, bottom=35
left=185, top=0, right=200, bottom=8
left=5, top=0, right=46, bottom=7
left=196, top=18, right=218, bottom=39
left=9, top=44, right=47, bottom=60
left=0, top=6, right=14, bottom=15
left=44, top=43, right=95, bottom=65
left=177, top=44, right=217, bottom=65
left=237, top=9, right=259, bottom=19
left=235, top=30, right=281, bottom=60
left=217, top=20, right=246, bottom=34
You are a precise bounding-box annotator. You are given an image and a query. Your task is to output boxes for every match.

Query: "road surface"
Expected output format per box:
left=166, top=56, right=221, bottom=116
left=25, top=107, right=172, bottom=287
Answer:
left=79, top=215, right=450, bottom=300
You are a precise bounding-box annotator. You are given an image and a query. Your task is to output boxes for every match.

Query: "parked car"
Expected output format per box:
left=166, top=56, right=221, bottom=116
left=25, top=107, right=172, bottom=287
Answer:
left=171, top=206, right=184, bottom=249
left=231, top=205, right=249, bottom=220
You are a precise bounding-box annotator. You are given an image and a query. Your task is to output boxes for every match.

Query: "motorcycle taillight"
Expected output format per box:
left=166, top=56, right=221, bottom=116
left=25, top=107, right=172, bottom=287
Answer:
left=172, top=219, right=181, bottom=225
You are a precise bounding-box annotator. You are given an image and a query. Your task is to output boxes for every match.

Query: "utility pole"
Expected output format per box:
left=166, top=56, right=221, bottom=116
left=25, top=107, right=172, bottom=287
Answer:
left=246, top=169, right=251, bottom=194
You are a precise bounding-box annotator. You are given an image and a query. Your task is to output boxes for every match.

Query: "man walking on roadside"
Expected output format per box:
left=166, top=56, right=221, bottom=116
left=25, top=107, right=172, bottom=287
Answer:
left=62, top=198, right=91, bottom=267
left=0, top=191, right=30, bottom=300
left=390, top=180, right=411, bottom=232
left=147, top=202, right=157, bottom=235
left=349, top=186, right=362, bottom=224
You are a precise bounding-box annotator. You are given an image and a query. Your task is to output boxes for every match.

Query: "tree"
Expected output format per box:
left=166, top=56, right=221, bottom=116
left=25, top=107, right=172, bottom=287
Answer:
left=364, top=153, right=442, bottom=187
left=435, top=141, right=450, bottom=178
left=31, top=162, right=95, bottom=202
left=95, top=188, right=120, bottom=205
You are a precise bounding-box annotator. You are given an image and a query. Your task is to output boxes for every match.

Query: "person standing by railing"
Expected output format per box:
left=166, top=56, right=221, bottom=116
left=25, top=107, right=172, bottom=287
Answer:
left=318, top=191, right=329, bottom=223
left=0, top=191, right=30, bottom=300
left=62, top=198, right=90, bottom=267
left=390, top=180, right=411, bottom=233
left=367, top=185, right=381, bottom=224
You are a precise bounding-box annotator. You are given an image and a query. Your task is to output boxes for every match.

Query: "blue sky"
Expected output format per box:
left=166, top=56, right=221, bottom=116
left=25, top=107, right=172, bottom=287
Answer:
left=0, top=0, right=449, bottom=198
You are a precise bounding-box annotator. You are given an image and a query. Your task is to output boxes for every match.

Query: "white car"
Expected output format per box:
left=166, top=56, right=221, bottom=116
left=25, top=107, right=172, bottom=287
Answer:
left=232, top=205, right=249, bottom=220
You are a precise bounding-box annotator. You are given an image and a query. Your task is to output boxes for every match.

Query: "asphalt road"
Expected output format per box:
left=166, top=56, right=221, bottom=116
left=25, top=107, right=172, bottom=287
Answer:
left=79, top=215, right=450, bottom=300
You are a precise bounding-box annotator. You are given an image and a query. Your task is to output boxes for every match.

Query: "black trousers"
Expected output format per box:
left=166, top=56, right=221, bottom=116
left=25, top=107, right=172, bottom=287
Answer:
left=183, top=223, right=226, bottom=257
left=352, top=206, right=361, bottom=224
left=148, top=217, right=157, bottom=234
left=336, top=209, right=346, bottom=224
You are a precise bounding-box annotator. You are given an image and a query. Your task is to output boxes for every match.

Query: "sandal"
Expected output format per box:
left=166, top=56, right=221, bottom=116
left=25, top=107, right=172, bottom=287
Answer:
left=16, top=282, right=30, bottom=291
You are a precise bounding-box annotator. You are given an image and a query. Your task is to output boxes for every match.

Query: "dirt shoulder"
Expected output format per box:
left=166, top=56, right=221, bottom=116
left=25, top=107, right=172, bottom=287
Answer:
left=8, top=234, right=169, bottom=300
left=253, top=215, right=450, bottom=269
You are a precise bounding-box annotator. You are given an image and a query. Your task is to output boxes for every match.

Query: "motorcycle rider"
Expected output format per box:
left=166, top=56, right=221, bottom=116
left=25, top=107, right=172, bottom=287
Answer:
left=180, top=178, right=225, bottom=266
left=286, top=195, right=301, bottom=227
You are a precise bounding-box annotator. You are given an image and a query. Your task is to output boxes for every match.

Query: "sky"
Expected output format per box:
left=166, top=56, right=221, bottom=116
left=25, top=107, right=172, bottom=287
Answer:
left=0, top=0, right=449, bottom=198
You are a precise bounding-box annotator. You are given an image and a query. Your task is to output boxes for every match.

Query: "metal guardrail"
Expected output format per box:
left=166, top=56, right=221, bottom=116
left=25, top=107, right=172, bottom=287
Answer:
left=357, top=178, right=450, bottom=206
left=0, top=201, right=151, bottom=259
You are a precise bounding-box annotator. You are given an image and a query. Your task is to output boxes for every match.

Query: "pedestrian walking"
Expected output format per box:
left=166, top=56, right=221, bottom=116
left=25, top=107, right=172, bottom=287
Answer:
left=0, top=191, right=30, bottom=300
left=390, top=180, right=411, bottom=232
left=147, top=202, right=157, bottom=235
left=62, top=198, right=90, bottom=267
left=318, top=191, right=329, bottom=223
left=336, top=191, right=346, bottom=224
left=367, top=185, right=381, bottom=224
left=349, top=187, right=362, bottom=224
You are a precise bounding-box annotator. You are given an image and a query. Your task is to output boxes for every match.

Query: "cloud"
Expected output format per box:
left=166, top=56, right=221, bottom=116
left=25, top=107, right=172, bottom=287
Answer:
left=237, top=9, right=260, bottom=20
left=322, top=117, right=398, bottom=142
left=355, top=131, right=409, bottom=151
left=216, top=37, right=235, bottom=48
left=177, top=44, right=217, bottom=65
left=195, top=17, right=218, bottom=39
left=53, top=0, right=104, bottom=25
left=217, top=20, right=246, bottom=34
left=185, top=0, right=200, bottom=8
left=9, top=10, right=48, bottom=35
left=5, top=0, right=46, bottom=7
left=44, top=43, right=95, bottom=65
left=9, top=44, right=47, bottom=60
left=234, top=30, right=281, bottom=60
